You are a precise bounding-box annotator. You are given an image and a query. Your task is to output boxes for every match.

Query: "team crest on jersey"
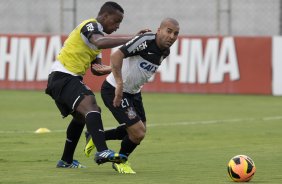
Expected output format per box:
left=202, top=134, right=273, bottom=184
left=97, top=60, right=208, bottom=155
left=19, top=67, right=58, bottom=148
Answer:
left=126, top=107, right=137, bottom=120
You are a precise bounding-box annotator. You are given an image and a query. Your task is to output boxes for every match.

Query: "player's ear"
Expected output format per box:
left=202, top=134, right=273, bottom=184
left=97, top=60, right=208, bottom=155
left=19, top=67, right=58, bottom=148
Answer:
left=103, top=12, right=109, bottom=20
left=157, top=28, right=161, bottom=34
left=99, top=13, right=108, bottom=22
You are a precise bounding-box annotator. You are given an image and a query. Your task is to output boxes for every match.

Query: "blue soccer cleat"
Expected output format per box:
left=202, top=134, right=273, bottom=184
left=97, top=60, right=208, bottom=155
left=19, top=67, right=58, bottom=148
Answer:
left=94, top=149, right=128, bottom=165
left=56, top=159, right=86, bottom=168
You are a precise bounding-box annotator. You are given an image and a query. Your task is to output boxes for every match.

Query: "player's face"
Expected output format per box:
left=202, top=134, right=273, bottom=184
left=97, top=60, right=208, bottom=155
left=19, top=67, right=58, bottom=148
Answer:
left=103, top=11, right=124, bottom=34
left=157, top=22, right=179, bottom=50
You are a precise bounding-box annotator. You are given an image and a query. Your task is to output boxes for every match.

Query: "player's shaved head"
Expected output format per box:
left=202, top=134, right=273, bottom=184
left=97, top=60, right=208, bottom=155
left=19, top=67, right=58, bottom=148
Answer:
left=156, top=17, right=180, bottom=50
left=159, top=18, right=179, bottom=28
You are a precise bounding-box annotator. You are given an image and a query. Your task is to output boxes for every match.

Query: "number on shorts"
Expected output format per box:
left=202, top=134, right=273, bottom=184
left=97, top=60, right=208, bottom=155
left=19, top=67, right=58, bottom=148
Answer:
left=121, top=98, right=129, bottom=108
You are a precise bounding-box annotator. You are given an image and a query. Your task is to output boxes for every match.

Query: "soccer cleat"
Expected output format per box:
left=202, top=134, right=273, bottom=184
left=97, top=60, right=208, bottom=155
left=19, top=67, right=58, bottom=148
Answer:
left=94, top=149, right=128, bottom=165
left=84, top=132, right=95, bottom=157
left=112, top=161, right=136, bottom=174
left=56, top=160, right=86, bottom=168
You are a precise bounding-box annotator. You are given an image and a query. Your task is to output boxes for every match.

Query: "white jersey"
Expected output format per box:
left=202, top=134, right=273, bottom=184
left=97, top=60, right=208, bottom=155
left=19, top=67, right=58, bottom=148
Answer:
left=106, top=33, right=170, bottom=94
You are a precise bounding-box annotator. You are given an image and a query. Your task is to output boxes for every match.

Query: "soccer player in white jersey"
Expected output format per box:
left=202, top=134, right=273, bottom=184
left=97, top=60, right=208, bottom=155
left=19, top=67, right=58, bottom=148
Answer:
left=45, top=1, right=149, bottom=168
left=85, top=18, right=180, bottom=173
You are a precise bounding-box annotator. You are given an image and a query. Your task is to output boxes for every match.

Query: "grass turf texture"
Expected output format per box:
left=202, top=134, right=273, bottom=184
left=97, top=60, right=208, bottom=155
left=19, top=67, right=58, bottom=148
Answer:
left=0, top=90, right=282, bottom=183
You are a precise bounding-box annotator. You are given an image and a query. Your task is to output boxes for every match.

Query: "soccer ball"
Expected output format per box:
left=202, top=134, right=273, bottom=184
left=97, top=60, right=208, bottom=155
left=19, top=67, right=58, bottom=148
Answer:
left=227, top=155, right=256, bottom=182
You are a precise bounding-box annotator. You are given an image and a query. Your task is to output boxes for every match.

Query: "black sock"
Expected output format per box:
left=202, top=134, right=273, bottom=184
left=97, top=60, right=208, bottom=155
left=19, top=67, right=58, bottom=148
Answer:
left=105, top=124, right=127, bottom=140
left=85, top=111, right=108, bottom=152
left=119, top=135, right=138, bottom=157
left=61, top=119, right=84, bottom=163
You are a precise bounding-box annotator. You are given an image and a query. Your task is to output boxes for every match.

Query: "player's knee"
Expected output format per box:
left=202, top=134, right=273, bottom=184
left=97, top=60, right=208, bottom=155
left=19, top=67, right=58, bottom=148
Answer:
left=138, top=130, right=146, bottom=142
left=76, top=95, right=100, bottom=114
left=130, top=135, right=144, bottom=144
left=89, top=103, right=100, bottom=112
left=130, top=127, right=146, bottom=144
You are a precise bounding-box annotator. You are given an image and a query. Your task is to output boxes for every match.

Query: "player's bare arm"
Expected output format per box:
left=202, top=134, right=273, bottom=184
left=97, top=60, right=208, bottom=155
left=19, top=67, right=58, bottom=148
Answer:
left=90, top=29, right=151, bottom=49
left=90, top=34, right=131, bottom=49
left=110, top=49, right=125, bottom=107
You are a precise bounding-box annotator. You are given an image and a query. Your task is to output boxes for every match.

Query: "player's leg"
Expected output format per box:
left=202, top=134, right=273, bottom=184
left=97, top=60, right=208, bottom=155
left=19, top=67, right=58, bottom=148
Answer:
left=58, top=116, right=86, bottom=168
left=46, top=72, right=87, bottom=168
left=76, top=94, right=127, bottom=164
left=85, top=91, right=145, bottom=147
left=100, top=81, right=145, bottom=173
left=83, top=107, right=102, bottom=157
left=47, top=72, right=127, bottom=165
left=105, top=124, right=128, bottom=140
left=111, top=121, right=145, bottom=174
left=120, top=121, right=145, bottom=155
left=84, top=124, right=127, bottom=157
left=76, top=96, right=107, bottom=151
left=104, top=92, right=146, bottom=144
left=118, top=91, right=147, bottom=157
left=114, top=92, right=147, bottom=173
left=83, top=81, right=127, bottom=157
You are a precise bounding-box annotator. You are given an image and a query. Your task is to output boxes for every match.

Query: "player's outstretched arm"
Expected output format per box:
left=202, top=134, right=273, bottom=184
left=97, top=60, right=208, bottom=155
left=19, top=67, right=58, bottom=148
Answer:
left=90, top=34, right=131, bottom=49
left=90, top=29, right=151, bottom=49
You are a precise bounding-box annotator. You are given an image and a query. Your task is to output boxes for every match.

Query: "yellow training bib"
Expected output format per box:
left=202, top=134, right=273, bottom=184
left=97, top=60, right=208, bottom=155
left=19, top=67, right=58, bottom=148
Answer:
left=57, top=18, right=102, bottom=75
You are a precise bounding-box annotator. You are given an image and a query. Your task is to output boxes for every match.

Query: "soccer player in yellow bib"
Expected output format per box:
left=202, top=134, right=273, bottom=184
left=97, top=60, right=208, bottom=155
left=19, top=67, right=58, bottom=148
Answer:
left=45, top=1, right=150, bottom=168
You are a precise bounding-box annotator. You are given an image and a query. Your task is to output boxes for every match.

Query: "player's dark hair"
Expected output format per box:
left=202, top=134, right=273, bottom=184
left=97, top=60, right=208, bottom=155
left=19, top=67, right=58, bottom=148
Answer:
left=98, top=1, right=124, bottom=15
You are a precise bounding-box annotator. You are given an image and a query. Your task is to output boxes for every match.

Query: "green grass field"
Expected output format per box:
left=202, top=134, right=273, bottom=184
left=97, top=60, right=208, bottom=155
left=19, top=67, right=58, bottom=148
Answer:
left=0, top=90, right=282, bottom=184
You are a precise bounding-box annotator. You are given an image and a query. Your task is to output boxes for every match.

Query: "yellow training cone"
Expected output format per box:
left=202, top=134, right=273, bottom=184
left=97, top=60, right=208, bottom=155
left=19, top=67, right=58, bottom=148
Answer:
left=35, top=128, right=51, bottom=134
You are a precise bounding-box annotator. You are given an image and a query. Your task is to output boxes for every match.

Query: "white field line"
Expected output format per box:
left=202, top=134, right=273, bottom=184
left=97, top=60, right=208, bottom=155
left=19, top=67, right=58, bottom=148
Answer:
left=1, top=116, right=282, bottom=134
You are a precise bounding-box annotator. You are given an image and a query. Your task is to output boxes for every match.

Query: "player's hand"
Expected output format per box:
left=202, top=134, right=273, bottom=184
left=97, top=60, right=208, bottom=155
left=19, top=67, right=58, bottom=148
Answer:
left=135, top=29, right=151, bottom=36
left=91, top=64, right=111, bottom=76
left=113, top=85, right=123, bottom=107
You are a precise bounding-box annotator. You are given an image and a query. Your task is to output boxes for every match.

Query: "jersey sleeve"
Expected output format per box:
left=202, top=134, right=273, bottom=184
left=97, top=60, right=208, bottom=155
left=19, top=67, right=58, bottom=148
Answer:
left=119, top=33, right=156, bottom=58
left=81, top=21, right=104, bottom=41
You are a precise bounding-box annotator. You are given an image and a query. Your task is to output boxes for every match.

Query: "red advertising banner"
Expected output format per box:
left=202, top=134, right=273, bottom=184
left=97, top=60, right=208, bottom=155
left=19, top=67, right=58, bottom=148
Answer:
left=141, top=37, right=272, bottom=94
left=0, top=34, right=64, bottom=90
left=0, top=34, right=273, bottom=95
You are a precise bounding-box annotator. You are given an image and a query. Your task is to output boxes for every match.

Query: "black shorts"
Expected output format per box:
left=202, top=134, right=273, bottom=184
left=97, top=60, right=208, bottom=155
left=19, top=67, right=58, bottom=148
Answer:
left=45, top=71, right=94, bottom=117
left=101, top=80, right=146, bottom=127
